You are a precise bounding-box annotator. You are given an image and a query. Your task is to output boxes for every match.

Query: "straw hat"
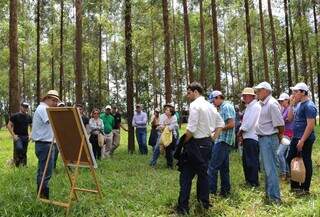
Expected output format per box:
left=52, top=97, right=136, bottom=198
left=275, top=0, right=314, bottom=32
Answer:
left=42, top=90, right=60, bottom=101
left=241, top=87, right=256, bottom=96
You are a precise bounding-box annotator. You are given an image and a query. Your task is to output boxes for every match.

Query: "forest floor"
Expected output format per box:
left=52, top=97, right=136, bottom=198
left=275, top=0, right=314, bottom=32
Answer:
left=0, top=126, right=319, bottom=217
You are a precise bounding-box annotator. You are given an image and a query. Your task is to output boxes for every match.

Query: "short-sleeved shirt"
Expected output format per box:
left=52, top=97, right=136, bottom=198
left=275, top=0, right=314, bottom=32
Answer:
left=256, top=95, right=284, bottom=136
left=31, top=102, right=54, bottom=142
left=100, top=113, right=115, bottom=134
left=216, top=101, right=236, bottom=146
left=112, top=112, right=122, bottom=130
left=293, top=100, right=317, bottom=139
left=10, top=112, right=32, bottom=136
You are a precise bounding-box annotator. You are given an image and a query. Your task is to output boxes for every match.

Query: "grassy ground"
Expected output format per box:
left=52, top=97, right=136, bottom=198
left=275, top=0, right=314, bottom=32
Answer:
left=0, top=126, right=319, bottom=217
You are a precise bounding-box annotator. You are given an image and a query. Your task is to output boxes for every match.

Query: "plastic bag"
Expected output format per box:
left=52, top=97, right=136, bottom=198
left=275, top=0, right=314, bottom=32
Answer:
left=290, top=157, right=306, bottom=184
left=159, top=127, right=172, bottom=153
left=98, top=133, right=105, bottom=147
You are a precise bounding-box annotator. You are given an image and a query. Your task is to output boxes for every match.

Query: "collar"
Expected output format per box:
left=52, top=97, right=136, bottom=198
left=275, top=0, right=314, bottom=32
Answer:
left=247, top=99, right=257, bottom=107
left=260, top=95, right=272, bottom=105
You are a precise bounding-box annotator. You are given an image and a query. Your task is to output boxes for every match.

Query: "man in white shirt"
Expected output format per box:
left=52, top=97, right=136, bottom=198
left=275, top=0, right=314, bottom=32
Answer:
left=32, top=90, right=59, bottom=199
left=176, top=82, right=224, bottom=215
left=254, top=82, right=284, bottom=204
left=238, top=88, right=261, bottom=187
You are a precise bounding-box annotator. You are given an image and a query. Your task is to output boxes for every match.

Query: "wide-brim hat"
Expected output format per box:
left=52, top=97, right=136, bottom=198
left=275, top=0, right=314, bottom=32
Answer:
left=42, top=90, right=60, bottom=101
left=241, top=87, right=256, bottom=96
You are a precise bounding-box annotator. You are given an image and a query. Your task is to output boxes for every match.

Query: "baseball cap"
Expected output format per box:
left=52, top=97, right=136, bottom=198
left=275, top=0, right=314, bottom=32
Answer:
left=105, top=105, right=112, bottom=110
left=208, top=90, right=223, bottom=102
left=254, top=82, right=273, bottom=91
left=278, top=93, right=290, bottom=101
left=21, top=102, right=30, bottom=107
left=290, top=82, right=309, bottom=92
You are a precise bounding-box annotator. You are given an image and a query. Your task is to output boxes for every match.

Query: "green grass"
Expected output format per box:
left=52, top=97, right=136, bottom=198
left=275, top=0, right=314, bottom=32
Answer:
left=0, top=126, right=319, bottom=217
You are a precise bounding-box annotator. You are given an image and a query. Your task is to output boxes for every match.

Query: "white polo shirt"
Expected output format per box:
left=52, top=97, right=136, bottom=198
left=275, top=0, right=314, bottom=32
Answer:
left=187, top=96, right=225, bottom=139
left=31, top=102, right=53, bottom=142
left=240, top=99, right=261, bottom=141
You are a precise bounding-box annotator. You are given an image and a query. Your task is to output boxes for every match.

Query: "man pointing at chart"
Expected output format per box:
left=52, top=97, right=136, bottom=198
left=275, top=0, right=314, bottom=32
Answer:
left=31, top=90, right=59, bottom=199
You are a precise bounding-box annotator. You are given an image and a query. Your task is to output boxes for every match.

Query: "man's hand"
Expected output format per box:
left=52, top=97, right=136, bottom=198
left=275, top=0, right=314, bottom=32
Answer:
left=13, top=135, right=19, bottom=141
left=297, top=140, right=304, bottom=152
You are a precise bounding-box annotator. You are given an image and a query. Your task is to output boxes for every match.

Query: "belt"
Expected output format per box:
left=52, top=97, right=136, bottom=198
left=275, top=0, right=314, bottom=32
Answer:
left=258, top=133, right=277, bottom=138
left=35, top=141, right=52, bottom=144
left=193, top=137, right=211, bottom=141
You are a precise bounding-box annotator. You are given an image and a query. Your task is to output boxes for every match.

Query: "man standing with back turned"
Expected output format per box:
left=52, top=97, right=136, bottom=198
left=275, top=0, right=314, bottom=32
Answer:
left=176, top=82, right=224, bottom=215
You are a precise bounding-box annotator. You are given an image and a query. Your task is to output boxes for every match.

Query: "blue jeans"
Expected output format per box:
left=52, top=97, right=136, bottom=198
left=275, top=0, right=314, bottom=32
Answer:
left=136, top=128, right=148, bottom=154
left=150, top=131, right=176, bottom=167
left=14, top=136, right=29, bottom=167
left=277, top=143, right=289, bottom=174
left=150, top=132, right=161, bottom=166
left=35, top=142, right=55, bottom=192
left=208, top=141, right=231, bottom=195
left=258, top=134, right=281, bottom=201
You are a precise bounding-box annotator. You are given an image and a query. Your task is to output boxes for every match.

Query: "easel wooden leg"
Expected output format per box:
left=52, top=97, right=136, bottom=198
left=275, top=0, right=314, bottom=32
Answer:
left=66, top=137, right=84, bottom=216
left=37, top=143, right=53, bottom=200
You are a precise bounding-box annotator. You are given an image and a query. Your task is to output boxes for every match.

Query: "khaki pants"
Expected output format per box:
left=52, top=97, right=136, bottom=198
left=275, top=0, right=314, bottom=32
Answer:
left=101, top=132, right=113, bottom=159
left=110, top=129, right=120, bottom=155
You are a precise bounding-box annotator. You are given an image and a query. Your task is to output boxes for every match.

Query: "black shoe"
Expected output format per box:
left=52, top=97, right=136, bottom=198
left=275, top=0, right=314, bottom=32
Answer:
left=175, top=206, right=189, bottom=215
left=219, top=191, right=230, bottom=198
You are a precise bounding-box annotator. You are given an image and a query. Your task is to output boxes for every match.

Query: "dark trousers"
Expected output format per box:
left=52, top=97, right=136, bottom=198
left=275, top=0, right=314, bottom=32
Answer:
left=35, top=141, right=54, bottom=196
left=208, top=141, right=231, bottom=194
left=90, top=134, right=101, bottom=160
left=242, top=139, right=260, bottom=186
left=53, top=143, right=59, bottom=169
left=178, top=138, right=211, bottom=212
left=14, top=136, right=29, bottom=167
left=287, top=137, right=314, bottom=191
left=165, top=139, right=176, bottom=168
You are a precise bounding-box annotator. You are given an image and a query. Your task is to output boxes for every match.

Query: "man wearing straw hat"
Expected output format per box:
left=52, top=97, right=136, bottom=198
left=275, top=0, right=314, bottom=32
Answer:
left=31, top=90, right=60, bottom=199
left=238, top=88, right=261, bottom=187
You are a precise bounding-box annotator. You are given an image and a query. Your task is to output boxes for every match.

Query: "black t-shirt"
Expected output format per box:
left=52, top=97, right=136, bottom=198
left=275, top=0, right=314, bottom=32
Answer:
left=10, top=112, right=32, bottom=136
left=112, top=113, right=122, bottom=129
left=81, top=115, right=89, bottom=126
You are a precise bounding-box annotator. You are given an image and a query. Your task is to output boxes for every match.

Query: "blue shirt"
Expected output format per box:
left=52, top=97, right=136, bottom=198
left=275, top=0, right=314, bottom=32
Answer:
left=216, top=101, right=236, bottom=146
left=31, top=102, right=54, bottom=142
left=293, top=100, right=317, bottom=139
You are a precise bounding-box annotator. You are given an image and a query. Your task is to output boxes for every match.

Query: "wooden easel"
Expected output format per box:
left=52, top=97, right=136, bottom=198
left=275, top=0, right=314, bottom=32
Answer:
left=37, top=108, right=102, bottom=215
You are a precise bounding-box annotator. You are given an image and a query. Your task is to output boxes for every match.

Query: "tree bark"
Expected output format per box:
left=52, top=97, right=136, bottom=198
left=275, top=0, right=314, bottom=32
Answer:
left=9, top=0, right=20, bottom=115
left=59, top=0, right=64, bottom=100
left=313, top=0, right=320, bottom=124
left=258, top=0, right=269, bottom=82
left=182, top=0, right=194, bottom=83
left=200, top=0, right=206, bottom=89
left=211, top=0, right=221, bottom=89
left=288, top=0, right=298, bottom=83
left=162, top=0, right=172, bottom=103
left=297, top=1, right=308, bottom=83
left=36, top=0, right=41, bottom=104
left=244, top=0, right=254, bottom=86
left=284, top=0, right=292, bottom=89
left=75, top=0, right=83, bottom=104
left=98, top=1, right=102, bottom=108
left=125, top=0, right=135, bottom=153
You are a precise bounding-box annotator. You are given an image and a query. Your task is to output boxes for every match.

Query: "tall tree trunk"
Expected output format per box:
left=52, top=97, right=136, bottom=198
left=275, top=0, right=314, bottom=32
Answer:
left=162, top=0, right=172, bottom=103
left=183, top=30, right=189, bottom=85
left=223, top=31, right=229, bottom=97
left=267, top=0, right=280, bottom=95
left=22, top=45, right=26, bottom=100
left=9, top=0, right=20, bottom=115
left=36, top=0, right=41, bottom=104
left=105, top=35, right=109, bottom=100
left=313, top=0, right=320, bottom=124
left=75, top=0, right=83, bottom=104
left=151, top=17, right=158, bottom=109
left=125, top=0, right=135, bottom=153
left=284, top=0, right=292, bottom=89
left=258, top=0, right=269, bottom=82
left=288, top=0, right=298, bottom=83
left=199, top=0, right=206, bottom=89
left=244, top=0, right=254, bottom=86
left=211, top=0, right=221, bottom=89
left=297, top=1, right=308, bottom=83
left=98, top=1, right=102, bottom=108
left=182, top=0, right=194, bottom=82
left=228, top=48, right=235, bottom=103
left=59, top=0, right=64, bottom=100
left=51, top=12, right=55, bottom=90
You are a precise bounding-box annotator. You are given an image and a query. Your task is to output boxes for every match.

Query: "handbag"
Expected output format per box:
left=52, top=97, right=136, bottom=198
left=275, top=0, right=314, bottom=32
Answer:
left=291, top=156, right=306, bottom=184
left=98, top=132, right=105, bottom=147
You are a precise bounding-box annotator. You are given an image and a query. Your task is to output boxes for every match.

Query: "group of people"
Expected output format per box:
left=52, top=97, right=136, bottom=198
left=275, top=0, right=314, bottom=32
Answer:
left=5, top=80, right=317, bottom=214
left=174, top=81, right=317, bottom=215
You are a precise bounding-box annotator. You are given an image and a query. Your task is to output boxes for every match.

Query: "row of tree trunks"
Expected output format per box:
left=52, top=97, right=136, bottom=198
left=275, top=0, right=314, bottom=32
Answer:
left=284, top=0, right=292, bottom=90
left=211, top=0, right=221, bottom=90
left=313, top=1, right=320, bottom=125
left=258, top=0, right=269, bottom=82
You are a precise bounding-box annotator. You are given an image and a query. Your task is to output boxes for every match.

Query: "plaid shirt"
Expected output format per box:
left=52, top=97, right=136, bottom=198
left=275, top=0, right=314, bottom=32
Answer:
left=216, top=101, right=236, bottom=146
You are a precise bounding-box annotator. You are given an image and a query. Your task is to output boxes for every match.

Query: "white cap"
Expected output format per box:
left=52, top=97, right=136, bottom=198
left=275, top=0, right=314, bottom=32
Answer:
left=211, top=90, right=223, bottom=98
left=290, top=82, right=309, bottom=92
left=254, top=81, right=272, bottom=91
left=105, top=105, right=112, bottom=110
left=278, top=93, right=290, bottom=101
